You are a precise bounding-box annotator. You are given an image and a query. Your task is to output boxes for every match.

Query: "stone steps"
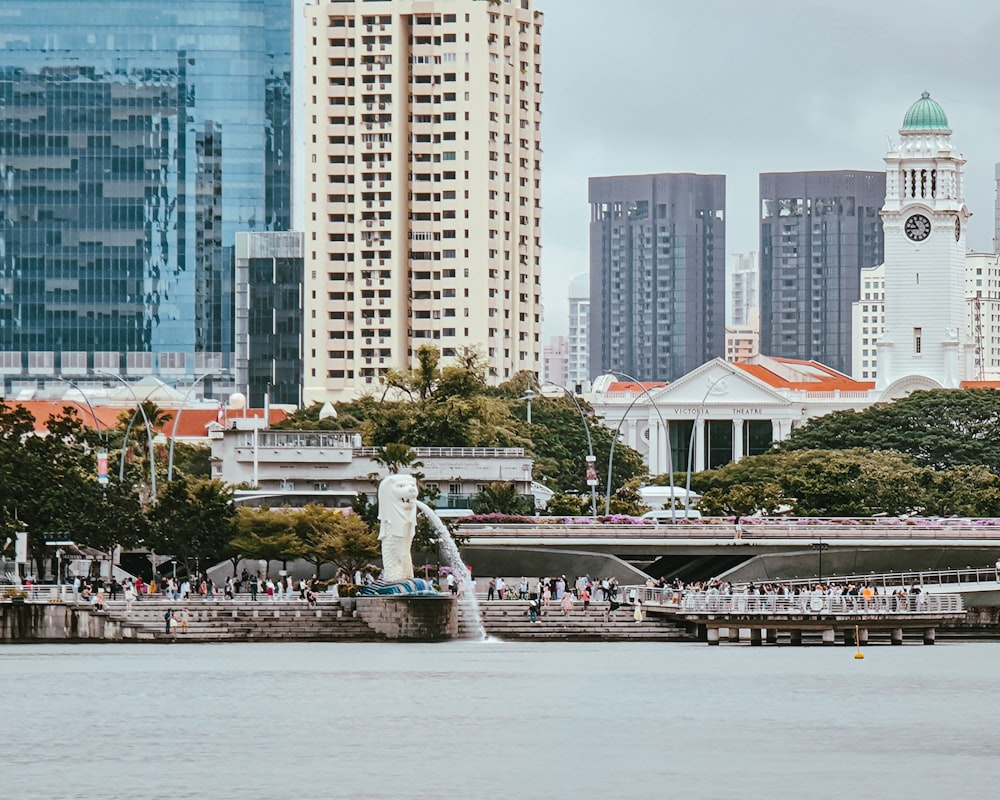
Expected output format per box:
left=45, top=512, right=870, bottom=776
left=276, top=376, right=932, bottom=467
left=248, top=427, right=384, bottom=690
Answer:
left=462, top=600, right=694, bottom=641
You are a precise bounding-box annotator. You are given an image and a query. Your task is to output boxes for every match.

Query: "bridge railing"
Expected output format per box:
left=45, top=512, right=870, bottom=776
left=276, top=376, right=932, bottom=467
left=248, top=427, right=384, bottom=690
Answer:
left=623, top=586, right=964, bottom=615
left=769, top=567, right=999, bottom=591
left=458, top=521, right=1000, bottom=540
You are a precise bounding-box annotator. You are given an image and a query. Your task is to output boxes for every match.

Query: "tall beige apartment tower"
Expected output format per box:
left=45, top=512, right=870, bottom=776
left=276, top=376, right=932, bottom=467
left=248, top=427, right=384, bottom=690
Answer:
left=300, top=0, right=543, bottom=404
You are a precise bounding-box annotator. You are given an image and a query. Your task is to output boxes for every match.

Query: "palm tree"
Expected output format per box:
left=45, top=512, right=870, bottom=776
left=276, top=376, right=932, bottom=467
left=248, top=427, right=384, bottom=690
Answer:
left=372, top=443, right=423, bottom=475
left=471, top=481, right=533, bottom=515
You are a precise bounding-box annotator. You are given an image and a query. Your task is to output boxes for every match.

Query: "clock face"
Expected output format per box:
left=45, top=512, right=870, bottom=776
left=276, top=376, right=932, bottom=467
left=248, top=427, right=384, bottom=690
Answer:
left=955, top=216, right=961, bottom=241
left=905, top=214, right=931, bottom=242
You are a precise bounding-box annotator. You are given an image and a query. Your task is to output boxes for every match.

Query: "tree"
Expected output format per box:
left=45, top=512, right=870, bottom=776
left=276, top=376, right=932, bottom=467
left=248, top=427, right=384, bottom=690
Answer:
left=230, top=507, right=305, bottom=577
left=780, top=389, right=1000, bottom=471
left=372, top=443, right=422, bottom=475
left=471, top=481, right=533, bottom=515
left=148, top=476, right=238, bottom=576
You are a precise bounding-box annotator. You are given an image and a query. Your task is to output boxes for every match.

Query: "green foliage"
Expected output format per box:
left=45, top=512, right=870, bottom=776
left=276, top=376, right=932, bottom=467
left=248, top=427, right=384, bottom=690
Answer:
left=471, top=482, right=534, bottom=515
left=780, top=389, right=1000, bottom=471
left=147, top=476, right=237, bottom=572
left=545, top=492, right=591, bottom=516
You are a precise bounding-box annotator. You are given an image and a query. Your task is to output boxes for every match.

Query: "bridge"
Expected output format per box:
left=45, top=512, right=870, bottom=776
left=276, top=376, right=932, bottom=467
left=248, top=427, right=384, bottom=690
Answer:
left=622, top=584, right=966, bottom=646
left=458, top=519, right=1000, bottom=582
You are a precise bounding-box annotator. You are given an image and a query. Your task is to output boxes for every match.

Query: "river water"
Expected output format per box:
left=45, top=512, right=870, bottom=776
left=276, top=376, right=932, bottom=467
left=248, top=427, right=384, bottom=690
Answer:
left=3, top=640, right=997, bottom=798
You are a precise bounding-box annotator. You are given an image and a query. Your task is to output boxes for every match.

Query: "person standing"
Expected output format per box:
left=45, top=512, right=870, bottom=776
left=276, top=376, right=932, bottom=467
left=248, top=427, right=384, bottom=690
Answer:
left=124, top=581, right=136, bottom=614
left=180, top=608, right=190, bottom=634
left=164, top=608, right=174, bottom=634
left=249, top=576, right=258, bottom=601
left=633, top=597, right=644, bottom=624
left=995, top=556, right=1000, bottom=582
left=496, top=576, right=506, bottom=600
left=519, top=577, right=528, bottom=600
left=487, top=578, right=496, bottom=601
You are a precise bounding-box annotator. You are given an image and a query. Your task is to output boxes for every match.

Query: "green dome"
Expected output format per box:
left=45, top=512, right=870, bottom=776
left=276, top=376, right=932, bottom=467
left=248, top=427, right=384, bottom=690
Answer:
left=901, top=91, right=949, bottom=131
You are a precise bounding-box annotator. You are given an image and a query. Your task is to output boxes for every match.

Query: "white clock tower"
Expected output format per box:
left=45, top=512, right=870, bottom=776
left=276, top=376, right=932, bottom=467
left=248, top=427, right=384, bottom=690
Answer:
left=876, top=92, right=972, bottom=394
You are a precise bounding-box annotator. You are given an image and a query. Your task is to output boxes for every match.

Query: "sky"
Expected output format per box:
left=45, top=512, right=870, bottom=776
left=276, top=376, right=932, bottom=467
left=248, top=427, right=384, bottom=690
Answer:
left=537, top=0, right=1000, bottom=338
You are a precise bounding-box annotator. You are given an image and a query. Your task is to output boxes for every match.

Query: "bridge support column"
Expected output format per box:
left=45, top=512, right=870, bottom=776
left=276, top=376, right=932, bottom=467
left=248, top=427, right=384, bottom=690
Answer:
left=750, top=628, right=762, bottom=646
left=765, top=628, right=777, bottom=644
left=790, top=629, right=802, bottom=646
left=923, top=627, right=936, bottom=645
left=858, top=628, right=869, bottom=646
left=821, top=628, right=835, bottom=646
left=844, top=627, right=855, bottom=646
left=728, top=627, right=740, bottom=642
left=891, top=628, right=903, bottom=645
left=707, top=627, right=720, bottom=645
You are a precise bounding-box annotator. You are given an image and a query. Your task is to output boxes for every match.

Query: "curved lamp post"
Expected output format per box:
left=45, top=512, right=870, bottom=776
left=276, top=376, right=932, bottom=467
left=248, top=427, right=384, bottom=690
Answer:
left=53, top=377, right=108, bottom=443
left=97, top=371, right=157, bottom=503
left=604, top=369, right=676, bottom=522
left=685, top=373, right=730, bottom=516
left=604, top=388, right=649, bottom=515
left=540, top=381, right=597, bottom=517
left=167, top=371, right=221, bottom=481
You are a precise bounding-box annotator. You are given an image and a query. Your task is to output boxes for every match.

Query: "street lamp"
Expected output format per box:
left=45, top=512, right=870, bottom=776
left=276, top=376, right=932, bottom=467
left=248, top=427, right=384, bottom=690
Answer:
left=97, top=371, right=157, bottom=503
left=167, top=371, right=221, bottom=481
left=541, top=381, right=597, bottom=517
left=521, top=388, right=535, bottom=425
left=604, top=388, right=649, bottom=515
left=685, top=372, right=731, bottom=517
left=54, top=377, right=108, bottom=442
left=604, top=370, right=676, bottom=522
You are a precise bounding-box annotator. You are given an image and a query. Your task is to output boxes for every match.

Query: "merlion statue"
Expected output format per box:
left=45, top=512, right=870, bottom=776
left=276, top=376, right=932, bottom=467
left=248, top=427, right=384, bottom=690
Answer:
left=378, top=474, right=419, bottom=581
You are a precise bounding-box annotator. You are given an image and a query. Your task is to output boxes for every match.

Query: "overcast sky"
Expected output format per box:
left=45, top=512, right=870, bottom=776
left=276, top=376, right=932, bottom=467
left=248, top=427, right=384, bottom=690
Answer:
left=537, top=0, right=1000, bottom=338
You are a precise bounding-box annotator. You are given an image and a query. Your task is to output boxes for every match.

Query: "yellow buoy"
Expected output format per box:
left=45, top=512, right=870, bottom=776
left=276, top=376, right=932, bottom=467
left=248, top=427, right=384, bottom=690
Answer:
left=854, top=625, right=865, bottom=659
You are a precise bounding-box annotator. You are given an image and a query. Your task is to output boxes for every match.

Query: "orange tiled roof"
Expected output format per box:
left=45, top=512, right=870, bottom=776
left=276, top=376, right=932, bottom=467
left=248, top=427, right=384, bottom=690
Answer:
left=733, top=359, right=875, bottom=392
left=4, top=401, right=287, bottom=438
left=959, top=381, right=1000, bottom=389
left=606, top=380, right=667, bottom=393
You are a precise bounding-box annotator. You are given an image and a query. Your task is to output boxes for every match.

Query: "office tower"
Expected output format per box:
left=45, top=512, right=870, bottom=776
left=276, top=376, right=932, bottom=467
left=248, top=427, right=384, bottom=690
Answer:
left=995, top=163, right=1000, bottom=254
left=877, top=93, right=971, bottom=390
left=235, top=232, right=304, bottom=408
left=589, top=173, right=726, bottom=382
left=729, top=252, right=758, bottom=327
left=852, top=264, right=885, bottom=380
left=966, top=252, right=1000, bottom=381
left=566, top=272, right=590, bottom=393
left=759, top=170, right=885, bottom=375
left=300, top=0, right=543, bottom=403
left=542, top=336, right=568, bottom=389
left=0, top=1, right=292, bottom=397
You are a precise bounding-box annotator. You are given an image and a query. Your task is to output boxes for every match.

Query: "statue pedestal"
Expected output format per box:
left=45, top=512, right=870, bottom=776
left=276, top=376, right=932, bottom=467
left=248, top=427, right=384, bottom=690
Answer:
left=355, top=595, right=457, bottom=641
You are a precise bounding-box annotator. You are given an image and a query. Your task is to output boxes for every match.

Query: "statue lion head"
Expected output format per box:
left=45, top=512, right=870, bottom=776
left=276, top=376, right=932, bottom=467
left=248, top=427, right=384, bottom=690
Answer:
left=378, top=473, right=418, bottom=540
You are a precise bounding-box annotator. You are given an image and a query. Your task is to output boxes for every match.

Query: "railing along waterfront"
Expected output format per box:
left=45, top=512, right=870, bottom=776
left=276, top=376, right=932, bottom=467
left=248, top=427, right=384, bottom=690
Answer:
left=458, top=519, right=1000, bottom=541
left=769, top=566, right=1000, bottom=591
left=623, top=586, right=964, bottom=615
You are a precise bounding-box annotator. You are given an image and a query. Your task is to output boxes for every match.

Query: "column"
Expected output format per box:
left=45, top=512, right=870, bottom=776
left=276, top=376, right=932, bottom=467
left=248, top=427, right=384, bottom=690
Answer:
left=923, top=627, right=936, bottom=645
left=693, top=417, right=706, bottom=472
left=647, top=416, right=660, bottom=475
left=728, top=626, right=740, bottom=642
left=891, top=628, right=903, bottom=645
left=821, top=628, right=835, bottom=645
left=790, top=629, right=802, bottom=646
left=765, top=628, right=777, bottom=644
left=749, top=628, right=762, bottom=646
left=858, top=628, right=869, bottom=646
left=707, top=627, right=720, bottom=645
left=732, top=418, right=744, bottom=462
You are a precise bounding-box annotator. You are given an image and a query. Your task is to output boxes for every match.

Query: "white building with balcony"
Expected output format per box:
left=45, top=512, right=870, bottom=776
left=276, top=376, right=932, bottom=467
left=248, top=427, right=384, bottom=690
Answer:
left=209, top=418, right=535, bottom=514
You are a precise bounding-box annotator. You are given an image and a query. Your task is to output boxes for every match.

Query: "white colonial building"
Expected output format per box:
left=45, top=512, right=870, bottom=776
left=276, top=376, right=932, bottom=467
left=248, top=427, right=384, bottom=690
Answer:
left=592, top=93, right=1000, bottom=476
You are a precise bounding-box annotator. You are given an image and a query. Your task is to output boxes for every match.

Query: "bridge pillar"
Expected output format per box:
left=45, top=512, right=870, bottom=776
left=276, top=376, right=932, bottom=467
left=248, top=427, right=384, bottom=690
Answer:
left=891, top=628, right=904, bottom=645
left=923, top=627, right=936, bottom=645
left=858, top=628, right=869, bottom=646
left=707, top=627, right=720, bottom=645
left=728, top=626, right=740, bottom=642
left=750, top=628, right=762, bottom=646
left=821, top=628, right=835, bottom=645
left=790, top=629, right=802, bottom=646
left=765, top=628, right=777, bottom=644
left=844, top=627, right=856, bottom=646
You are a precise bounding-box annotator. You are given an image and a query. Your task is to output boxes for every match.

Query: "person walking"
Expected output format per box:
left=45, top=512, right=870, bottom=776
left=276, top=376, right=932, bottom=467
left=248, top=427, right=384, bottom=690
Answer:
left=633, top=597, right=644, bottom=624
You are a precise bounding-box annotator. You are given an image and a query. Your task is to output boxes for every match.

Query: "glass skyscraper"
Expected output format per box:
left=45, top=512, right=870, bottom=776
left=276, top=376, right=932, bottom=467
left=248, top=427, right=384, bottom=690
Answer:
left=0, top=0, right=291, bottom=395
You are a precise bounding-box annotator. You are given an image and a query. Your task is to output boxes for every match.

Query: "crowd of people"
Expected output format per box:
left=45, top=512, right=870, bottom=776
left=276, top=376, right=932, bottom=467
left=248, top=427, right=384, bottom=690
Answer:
left=482, top=574, right=646, bottom=623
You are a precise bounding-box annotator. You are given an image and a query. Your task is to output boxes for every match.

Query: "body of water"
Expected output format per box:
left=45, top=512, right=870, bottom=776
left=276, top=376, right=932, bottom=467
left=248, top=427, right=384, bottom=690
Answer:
left=3, top=640, right=997, bottom=798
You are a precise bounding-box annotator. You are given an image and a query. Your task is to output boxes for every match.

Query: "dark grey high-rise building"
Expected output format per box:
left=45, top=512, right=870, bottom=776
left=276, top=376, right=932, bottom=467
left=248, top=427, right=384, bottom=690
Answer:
left=0, top=0, right=291, bottom=396
left=759, top=171, right=885, bottom=373
left=589, top=173, right=726, bottom=382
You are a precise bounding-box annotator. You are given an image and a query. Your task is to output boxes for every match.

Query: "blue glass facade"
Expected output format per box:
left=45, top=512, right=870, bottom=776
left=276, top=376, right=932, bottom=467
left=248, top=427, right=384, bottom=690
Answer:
left=0, top=0, right=291, bottom=388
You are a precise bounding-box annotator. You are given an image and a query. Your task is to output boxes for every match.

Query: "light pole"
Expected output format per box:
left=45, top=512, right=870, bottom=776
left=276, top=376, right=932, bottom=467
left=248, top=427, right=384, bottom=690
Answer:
left=604, top=388, right=649, bottom=515
left=604, top=370, right=676, bottom=522
left=54, top=377, right=108, bottom=442
left=97, top=371, right=157, bottom=503
left=541, top=381, right=597, bottom=517
left=521, top=389, right=535, bottom=425
left=167, top=371, right=221, bottom=481
left=685, top=373, right=731, bottom=517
